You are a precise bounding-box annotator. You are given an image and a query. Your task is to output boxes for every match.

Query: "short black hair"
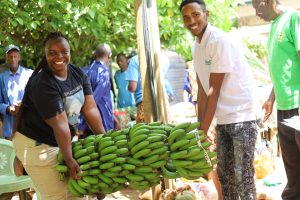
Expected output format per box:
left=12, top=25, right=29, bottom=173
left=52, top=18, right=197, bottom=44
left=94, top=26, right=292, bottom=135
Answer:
left=179, top=0, right=206, bottom=11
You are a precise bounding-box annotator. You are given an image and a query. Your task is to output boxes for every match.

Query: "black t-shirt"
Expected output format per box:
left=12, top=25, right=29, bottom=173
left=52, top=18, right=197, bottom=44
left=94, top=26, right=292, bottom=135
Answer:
left=18, top=64, right=92, bottom=146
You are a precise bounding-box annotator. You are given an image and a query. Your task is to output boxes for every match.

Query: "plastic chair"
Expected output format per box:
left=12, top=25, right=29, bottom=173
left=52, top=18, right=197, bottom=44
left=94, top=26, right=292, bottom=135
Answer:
left=0, top=138, right=34, bottom=200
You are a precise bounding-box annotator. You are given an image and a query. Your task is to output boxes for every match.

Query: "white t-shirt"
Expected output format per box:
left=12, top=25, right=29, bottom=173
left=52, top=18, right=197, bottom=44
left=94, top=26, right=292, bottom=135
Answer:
left=192, top=24, right=257, bottom=125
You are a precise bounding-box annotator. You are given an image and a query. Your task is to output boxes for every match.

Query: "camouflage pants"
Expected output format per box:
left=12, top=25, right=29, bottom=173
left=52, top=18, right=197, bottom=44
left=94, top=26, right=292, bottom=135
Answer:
left=216, top=120, right=257, bottom=200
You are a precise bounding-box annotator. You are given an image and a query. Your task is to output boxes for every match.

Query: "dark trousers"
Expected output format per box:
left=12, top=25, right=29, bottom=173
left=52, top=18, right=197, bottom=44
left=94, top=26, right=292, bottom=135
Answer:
left=277, top=108, right=300, bottom=200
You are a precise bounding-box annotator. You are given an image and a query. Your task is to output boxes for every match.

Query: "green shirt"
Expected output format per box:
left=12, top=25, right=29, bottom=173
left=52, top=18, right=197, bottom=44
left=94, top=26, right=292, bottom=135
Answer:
left=267, top=10, right=300, bottom=110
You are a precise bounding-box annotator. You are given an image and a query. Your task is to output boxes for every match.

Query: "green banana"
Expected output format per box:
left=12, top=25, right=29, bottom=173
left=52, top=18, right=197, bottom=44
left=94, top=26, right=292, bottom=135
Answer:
left=111, top=157, right=127, bottom=164
left=57, top=151, right=64, bottom=163
left=98, top=140, right=114, bottom=152
left=107, top=166, right=122, bottom=172
left=168, top=129, right=185, bottom=145
left=103, top=171, right=119, bottom=178
left=110, top=130, right=123, bottom=138
left=99, top=153, right=117, bottom=162
left=115, top=139, right=127, bottom=147
left=143, top=154, right=160, bottom=165
left=126, top=173, right=144, bottom=181
left=98, top=173, right=113, bottom=184
left=89, top=152, right=99, bottom=159
left=146, top=136, right=164, bottom=143
left=77, top=179, right=91, bottom=189
left=133, top=148, right=151, bottom=159
left=147, top=141, right=164, bottom=149
left=115, top=148, right=129, bottom=155
left=70, top=179, right=87, bottom=195
left=184, top=121, right=200, bottom=133
left=131, top=141, right=150, bottom=155
left=148, top=121, right=162, bottom=126
left=114, top=135, right=127, bottom=141
left=130, top=129, right=150, bottom=139
left=147, top=146, right=168, bottom=157
left=172, top=160, right=193, bottom=167
left=161, top=166, right=180, bottom=179
left=100, top=146, right=117, bottom=156
left=149, top=160, right=166, bottom=168
left=55, top=164, right=68, bottom=173
left=170, top=139, right=189, bottom=151
left=135, top=166, right=153, bottom=173
left=170, top=150, right=188, bottom=160
left=76, top=155, right=91, bottom=164
left=112, top=177, right=127, bottom=184
left=127, top=157, right=143, bottom=166
left=172, top=122, right=191, bottom=132
left=128, top=134, right=147, bottom=148
left=122, top=163, right=136, bottom=170
left=99, top=162, right=114, bottom=169
left=88, top=168, right=101, bottom=175
left=67, top=179, right=81, bottom=196
left=74, top=149, right=88, bottom=159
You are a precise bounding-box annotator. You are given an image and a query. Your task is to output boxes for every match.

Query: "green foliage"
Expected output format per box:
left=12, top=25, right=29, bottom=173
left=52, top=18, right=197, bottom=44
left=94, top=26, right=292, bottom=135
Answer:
left=242, top=36, right=267, bottom=60
left=0, top=0, right=241, bottom=67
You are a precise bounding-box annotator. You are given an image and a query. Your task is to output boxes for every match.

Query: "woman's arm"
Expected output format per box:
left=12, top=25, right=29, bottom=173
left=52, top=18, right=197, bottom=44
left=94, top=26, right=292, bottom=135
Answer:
left=81, top=95, right=105, bottom=134
left=45, top=112, right=80, bottom=179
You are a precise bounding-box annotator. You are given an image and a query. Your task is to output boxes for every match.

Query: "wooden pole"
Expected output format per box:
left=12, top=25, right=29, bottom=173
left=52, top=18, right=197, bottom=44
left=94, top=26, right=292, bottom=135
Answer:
left=134, top=0, right=171, bottom=199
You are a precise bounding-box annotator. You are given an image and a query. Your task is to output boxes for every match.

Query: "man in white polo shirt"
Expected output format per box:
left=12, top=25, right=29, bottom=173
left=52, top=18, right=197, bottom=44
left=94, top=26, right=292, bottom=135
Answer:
left=180, top=0, right=258, bottom=199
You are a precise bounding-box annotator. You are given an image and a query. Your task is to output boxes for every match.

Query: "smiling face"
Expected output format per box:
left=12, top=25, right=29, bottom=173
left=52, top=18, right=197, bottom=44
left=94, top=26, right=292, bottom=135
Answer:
left=45, top=37, right=70, bottom=75
left=181, top=2, right=208, bottom=41
left=252, top=0, right=276, bottom=21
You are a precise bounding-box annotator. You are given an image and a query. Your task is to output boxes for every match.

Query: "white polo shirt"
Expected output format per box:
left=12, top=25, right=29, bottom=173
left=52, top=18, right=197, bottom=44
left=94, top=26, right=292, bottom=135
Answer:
left=192, top=24, right=257, bottom=125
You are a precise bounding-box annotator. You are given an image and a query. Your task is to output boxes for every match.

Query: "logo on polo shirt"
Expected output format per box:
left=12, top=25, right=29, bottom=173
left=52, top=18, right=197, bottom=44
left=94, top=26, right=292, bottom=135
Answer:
left=205, top=59, right=212, bottom=65
left=278, top=32, right=284, bottom=43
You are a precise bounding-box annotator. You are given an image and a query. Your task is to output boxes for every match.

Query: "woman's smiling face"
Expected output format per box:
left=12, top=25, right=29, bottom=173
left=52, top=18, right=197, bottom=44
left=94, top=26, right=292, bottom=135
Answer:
left=45, top=37, right=70, bottom=73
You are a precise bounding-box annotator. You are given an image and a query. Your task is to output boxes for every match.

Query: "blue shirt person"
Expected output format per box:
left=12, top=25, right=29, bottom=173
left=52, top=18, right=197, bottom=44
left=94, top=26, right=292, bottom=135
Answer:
left=125, top=55, right=142, bottom=105
left=0, top=44, right=32, bottom=139
left=78, top=44, right=115, bottom=132
left=114, top=53, right=135, bottom=109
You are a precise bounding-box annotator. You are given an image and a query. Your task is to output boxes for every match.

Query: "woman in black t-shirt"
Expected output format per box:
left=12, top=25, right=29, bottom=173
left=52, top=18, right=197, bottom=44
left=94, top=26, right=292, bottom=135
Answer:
left=12, top=32, right=105, bottom=200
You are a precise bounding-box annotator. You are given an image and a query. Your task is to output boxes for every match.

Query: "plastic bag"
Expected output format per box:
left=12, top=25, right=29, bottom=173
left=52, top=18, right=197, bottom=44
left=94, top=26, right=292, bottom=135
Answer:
left=254, top=139, right=275, bottom=179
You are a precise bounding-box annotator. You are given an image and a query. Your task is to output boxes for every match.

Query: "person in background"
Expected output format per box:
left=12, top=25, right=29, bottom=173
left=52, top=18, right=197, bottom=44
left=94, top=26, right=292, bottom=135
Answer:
left=180, top=0, right=258, bottom=199
left=114, top=53, right=136, bottom=109
left=78, top=43, right=119, bottom=136
left=126, top=54, right=144, bottom=123
left=0, top=44, right=32, bottom=139
left=252, top=0, right=300, bottom=199
left=12, top=32, right=105, bottom=200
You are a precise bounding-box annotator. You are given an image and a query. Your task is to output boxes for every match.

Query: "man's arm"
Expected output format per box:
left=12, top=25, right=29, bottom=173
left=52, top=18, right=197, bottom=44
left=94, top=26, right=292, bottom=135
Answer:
left=199, top=73, right=225, bottom=134
left=262, top=88, right=275, bottom=122
left=298, top=50, right=300, bottom=60
left=128, top=80, right=137, bottom=93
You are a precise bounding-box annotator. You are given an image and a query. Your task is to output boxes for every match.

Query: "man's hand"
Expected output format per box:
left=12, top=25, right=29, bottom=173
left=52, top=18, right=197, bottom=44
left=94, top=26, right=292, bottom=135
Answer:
left=262, top=100, right=274, bottom=122
left=65, top=158, right=81, bottom=180
left=7, top=104, right=20, bottom=116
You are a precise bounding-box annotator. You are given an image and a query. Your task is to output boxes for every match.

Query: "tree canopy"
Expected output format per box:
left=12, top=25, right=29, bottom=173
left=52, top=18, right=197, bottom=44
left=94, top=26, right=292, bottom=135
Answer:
left=0, top=0, right=241, bottom=67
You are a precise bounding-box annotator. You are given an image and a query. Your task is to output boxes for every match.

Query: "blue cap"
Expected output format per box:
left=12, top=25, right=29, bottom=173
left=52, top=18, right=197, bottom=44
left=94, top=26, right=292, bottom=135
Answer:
left=5, top=44, right=20, bottom=54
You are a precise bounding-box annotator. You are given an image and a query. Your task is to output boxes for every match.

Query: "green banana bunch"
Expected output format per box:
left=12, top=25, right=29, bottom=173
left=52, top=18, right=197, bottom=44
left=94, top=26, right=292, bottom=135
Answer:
left=55, top=121, right=216, bottom=197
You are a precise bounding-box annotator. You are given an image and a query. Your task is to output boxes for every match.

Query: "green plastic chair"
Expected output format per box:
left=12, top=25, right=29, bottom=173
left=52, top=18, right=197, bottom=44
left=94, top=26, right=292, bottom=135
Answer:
left=0, top=138, right=35, bottom=200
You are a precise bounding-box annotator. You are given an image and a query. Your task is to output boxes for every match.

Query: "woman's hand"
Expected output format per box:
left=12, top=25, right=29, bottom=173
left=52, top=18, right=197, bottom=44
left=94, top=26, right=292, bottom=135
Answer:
left=65, top=158, right=81, bottom=179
